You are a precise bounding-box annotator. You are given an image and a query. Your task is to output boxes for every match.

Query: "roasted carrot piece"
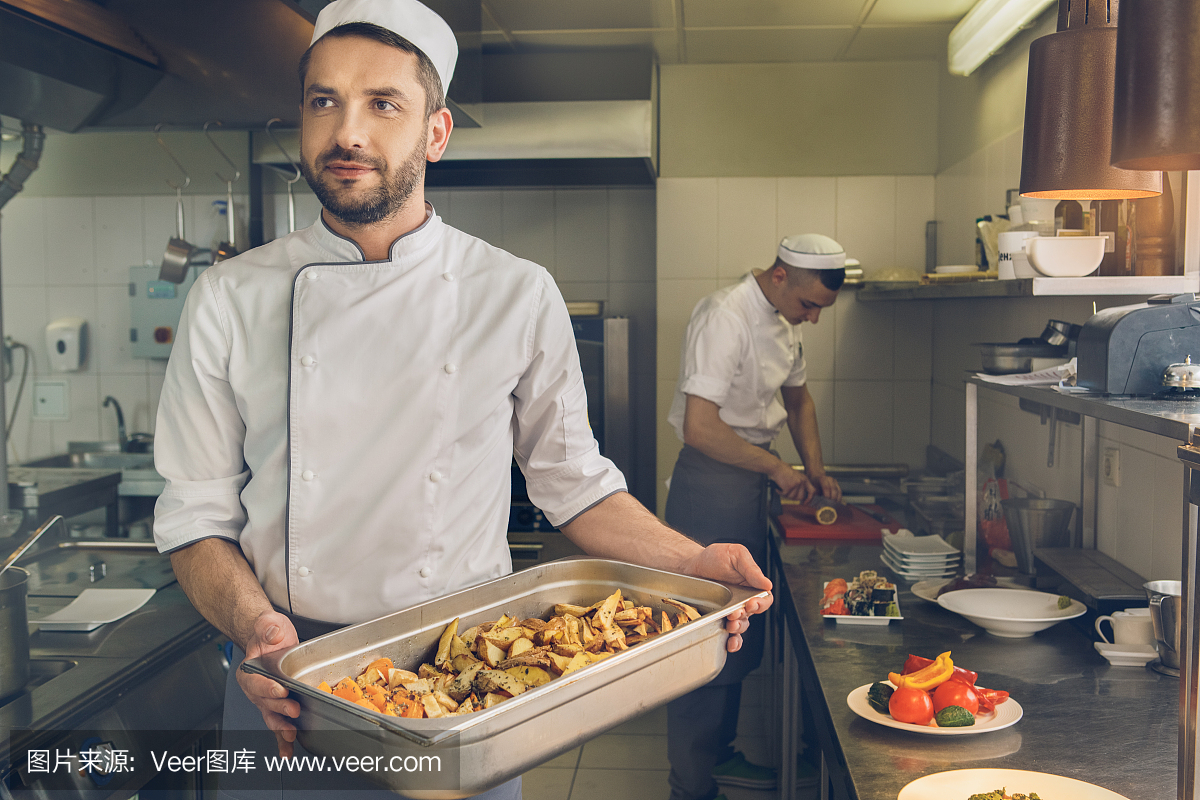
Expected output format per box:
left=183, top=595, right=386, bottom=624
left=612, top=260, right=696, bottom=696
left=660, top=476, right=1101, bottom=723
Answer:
left=362, top=684, right=388, bottom=711
left=366, top=657, right=394, bottom=675
left=333, top=678, right=364, bottom=703
left=317, top=681, right=332, bottom=693
left=354, top=699, right=377, bottom=711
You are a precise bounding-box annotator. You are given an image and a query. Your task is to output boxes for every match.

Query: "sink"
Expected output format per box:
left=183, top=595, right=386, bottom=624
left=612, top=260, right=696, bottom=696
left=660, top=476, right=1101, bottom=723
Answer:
left=23, top=446, right=164, bottom=497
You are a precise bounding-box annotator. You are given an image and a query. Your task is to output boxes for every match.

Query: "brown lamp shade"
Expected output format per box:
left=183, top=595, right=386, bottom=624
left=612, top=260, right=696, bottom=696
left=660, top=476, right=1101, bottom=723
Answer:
left=1020, top=0, right=1162, bottom=199
left=1111, top=0, right=1200, bottom=171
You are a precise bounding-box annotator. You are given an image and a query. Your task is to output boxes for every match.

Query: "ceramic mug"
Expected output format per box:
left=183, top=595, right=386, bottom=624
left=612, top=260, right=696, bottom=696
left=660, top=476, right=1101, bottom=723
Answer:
left=1095, top=609, right=1156, bottom=647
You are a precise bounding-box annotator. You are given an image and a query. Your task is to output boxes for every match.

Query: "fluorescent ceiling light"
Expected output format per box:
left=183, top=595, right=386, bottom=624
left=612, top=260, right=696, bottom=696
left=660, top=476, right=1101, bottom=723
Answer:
left=948, top=0, right=1056, bottom=76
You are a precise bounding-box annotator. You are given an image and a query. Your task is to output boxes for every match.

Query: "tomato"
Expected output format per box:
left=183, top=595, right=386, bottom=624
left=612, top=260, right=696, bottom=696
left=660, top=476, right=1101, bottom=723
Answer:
left=888, top=686, right=935, bottom=725
left=932, top=679, right=979, bottom=715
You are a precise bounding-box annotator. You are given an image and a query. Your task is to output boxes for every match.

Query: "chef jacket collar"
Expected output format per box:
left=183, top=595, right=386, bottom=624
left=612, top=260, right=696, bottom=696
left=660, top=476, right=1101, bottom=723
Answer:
left=310, top=202, right=442, bottom=263
left=744, top=272, right=782, bottom=321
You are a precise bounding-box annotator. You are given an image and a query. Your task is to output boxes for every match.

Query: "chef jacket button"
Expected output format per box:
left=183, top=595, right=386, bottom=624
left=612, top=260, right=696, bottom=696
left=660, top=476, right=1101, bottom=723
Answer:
left=298, top=566, right=311, bottom=577
left=444, top=363, right=457, bottom=374
left=429, top=471, right=442, bottom=483
left=301, top=355, right=315, bottom=367
left=302, top=470, right=315, bottom=481
left=442, top=272, right=455, bottom=282
left=306, top=271, right=319, bottom=281
left=419, top=566, right=432, bottom=578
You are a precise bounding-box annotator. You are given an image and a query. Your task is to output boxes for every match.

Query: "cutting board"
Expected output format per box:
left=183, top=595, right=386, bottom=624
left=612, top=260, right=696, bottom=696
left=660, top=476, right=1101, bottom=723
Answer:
left=775, top=503, right=899, bottom=541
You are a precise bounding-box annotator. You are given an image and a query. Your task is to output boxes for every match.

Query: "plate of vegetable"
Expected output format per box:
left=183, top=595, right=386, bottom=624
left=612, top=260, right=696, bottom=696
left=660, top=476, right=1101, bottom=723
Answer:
left=846, top=652, right=1022, bottom=735
left=897, top=768, right=1131, bottom=799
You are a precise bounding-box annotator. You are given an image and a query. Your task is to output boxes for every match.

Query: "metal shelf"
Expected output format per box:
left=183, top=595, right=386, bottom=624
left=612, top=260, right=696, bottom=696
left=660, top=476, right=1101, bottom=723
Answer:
left=855, top=274, right=1199, bottom=301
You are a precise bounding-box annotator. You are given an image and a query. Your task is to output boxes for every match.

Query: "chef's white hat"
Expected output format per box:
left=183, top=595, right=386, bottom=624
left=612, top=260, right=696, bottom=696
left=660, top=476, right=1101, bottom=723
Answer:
left=311, top=0, right=458, bottom=94
left=777, top=233, right=846, bottom=270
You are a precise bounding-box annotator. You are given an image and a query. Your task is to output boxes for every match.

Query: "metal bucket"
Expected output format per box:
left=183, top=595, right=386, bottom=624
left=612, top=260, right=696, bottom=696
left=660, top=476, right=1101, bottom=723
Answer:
left=0, top=566, right=31, bottom=699
left=1145, top=579, right=1182, bottom=675
left=1000, top=498, right=1075, bottom=574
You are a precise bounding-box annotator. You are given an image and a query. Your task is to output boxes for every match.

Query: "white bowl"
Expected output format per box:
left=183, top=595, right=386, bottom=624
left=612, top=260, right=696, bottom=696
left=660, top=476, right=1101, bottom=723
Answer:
left=1024, top=236, right=1105, bottom=277
left=937, top=588, right=1086, bottom=638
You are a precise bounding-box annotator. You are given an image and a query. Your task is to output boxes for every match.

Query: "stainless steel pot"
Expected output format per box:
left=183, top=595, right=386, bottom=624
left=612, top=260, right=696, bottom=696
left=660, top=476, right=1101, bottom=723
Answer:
left=0, top=565, right=31, bottom=699
left=1145, top=579, right=1181, bottom=676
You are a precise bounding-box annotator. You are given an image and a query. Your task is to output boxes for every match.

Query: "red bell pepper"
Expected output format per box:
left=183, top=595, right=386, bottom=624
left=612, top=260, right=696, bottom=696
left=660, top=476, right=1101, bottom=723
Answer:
left=900, top=654, right=979, bottom=686
left=974, top=686, right=1009, bottom=713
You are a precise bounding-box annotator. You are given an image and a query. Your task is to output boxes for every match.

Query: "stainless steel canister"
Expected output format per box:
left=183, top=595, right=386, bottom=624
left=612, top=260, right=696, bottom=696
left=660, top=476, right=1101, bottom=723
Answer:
left=1145, top=579, right=1182, bottom=675
left=0, top=566, right=31, bottom=699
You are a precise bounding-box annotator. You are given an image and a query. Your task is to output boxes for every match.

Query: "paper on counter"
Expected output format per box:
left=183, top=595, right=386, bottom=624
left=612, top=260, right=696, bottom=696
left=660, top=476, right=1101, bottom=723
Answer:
left=974, top=357, right=1076, bottom=386
left=35, top=588, right=156, bottom=631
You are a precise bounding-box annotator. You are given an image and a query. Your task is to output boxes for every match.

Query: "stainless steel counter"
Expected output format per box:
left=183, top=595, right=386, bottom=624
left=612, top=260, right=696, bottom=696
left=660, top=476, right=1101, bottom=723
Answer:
left=771, top=535, right=1177, bottom=800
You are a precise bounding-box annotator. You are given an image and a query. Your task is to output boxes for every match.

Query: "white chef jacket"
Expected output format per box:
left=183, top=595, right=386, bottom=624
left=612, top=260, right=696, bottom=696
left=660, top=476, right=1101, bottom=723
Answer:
left=668, top=272, right=807, bottom=445
left=153, top=205, right=626, bottom=624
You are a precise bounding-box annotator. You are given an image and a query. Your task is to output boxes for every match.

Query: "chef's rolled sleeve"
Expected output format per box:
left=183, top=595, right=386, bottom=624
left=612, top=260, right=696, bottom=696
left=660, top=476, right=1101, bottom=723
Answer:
left=677, top=310, right=748, bottom=405
left=513, top=272, right=627, bottom=527
left=153, top=270, right=252, bottom=553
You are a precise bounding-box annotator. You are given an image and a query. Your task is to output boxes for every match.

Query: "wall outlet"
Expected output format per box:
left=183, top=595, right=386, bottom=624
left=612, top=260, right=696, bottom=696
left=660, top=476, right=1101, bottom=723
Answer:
left=1102, top=447, right=1120, bottom=487
left=32, top=381, right=68, bottom=420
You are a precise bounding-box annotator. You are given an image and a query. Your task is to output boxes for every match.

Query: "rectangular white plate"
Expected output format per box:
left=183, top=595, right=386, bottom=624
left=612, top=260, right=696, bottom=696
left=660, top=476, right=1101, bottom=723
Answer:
left=881, top=529, right=960, bottom=556
left=820, top=580, right=902, bottom=624
left=35, top=588, right=157, bottom=631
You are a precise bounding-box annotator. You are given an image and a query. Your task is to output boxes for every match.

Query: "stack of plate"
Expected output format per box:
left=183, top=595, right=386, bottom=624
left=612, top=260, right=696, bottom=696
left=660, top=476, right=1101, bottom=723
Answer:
left=881, top=529, right=961, bottom=581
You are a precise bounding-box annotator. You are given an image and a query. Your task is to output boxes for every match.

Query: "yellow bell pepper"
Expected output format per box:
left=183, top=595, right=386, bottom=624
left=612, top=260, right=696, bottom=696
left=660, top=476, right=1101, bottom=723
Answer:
left=889, top=651, right=954, bottom=691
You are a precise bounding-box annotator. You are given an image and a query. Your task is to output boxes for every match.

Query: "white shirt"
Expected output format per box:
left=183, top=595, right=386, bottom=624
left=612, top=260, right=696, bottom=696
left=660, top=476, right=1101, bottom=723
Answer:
left=153, top=206, right=626, bottom=624
left=668, top=273, right=807, bottom=445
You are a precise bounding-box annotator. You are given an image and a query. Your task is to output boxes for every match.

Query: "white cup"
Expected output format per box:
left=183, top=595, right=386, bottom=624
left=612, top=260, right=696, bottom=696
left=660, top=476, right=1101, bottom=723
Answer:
left=1095, top=609, right=1156, bottom=647
left=997, top=231, right=1039, bottom=279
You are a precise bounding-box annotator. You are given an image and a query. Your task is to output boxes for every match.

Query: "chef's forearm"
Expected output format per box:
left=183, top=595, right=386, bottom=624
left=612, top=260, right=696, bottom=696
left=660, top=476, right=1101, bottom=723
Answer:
left=170, top=538, right=274, bottom=651
left=785, top=388, right=827, bottom=477
left=682, top=395, right=791, bottom=481
left=560, top=491, right=703, bottom=573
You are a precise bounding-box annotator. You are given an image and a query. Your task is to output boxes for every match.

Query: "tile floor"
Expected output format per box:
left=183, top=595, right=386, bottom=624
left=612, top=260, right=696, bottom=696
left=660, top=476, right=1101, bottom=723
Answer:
left=519, top=671, right=812, bottom=800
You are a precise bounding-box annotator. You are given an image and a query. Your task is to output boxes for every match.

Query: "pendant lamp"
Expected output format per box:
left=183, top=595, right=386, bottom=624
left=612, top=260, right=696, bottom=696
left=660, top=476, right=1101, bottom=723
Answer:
left=1019, top=0, right=1162, bottom=199
left=1111, top=0, right=1200, bottom=170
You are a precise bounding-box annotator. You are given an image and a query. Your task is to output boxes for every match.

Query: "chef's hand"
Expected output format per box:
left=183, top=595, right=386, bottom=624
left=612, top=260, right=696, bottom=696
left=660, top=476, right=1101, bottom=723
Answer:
left=237, top=611, right=301, bottom=758
left=770, top=463, right=817, bottom=504
left=677, top=543, right=773, bottom=653
left=810, top=472, right=841, bottom=503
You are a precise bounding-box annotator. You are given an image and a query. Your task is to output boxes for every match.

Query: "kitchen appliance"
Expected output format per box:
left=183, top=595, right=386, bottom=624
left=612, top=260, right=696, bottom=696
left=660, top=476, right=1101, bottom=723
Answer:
left=129, top=265, right=206, bottom=359
left=1001, top=497, right=1075, bottom=575
left=1077, top=293, right=1200, bottom=395
left=977, top=342, right=1067, bottom=374
left=1145, top=579, right=1182, bottom=676
left=243, top=558, right=767, bottom=799
left=0, top=516, right=64, bottom=702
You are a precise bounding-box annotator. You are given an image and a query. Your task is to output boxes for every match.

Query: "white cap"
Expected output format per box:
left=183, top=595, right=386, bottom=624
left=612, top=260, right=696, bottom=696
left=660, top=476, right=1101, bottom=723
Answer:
left=777, top=234, right=846, bottom=270
left=311, top=0, right=458, bottom=95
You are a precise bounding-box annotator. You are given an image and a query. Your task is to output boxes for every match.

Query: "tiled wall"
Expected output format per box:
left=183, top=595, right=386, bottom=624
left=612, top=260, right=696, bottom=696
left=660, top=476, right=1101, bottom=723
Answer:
left=655, top=176, right=936, bottom=515
left=931, top=133, right=1184, bottom=582
left=0, top=192, right=249, bottom=461
left=0, top=186, right=657, bottom=508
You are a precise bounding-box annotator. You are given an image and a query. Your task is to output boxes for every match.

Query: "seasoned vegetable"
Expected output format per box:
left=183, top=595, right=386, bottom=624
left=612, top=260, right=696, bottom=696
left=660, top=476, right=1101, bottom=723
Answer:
left=932, top=680, right=980, bottom=715
left=866, top=682, right=894, bottom=714
left=1057, top=595, right=1072, bottom=609
left=889, top=651, right=954, bottom=691
left=888, top=686, right=934, bottom=725
left=934, top=704, right=976, bottom=727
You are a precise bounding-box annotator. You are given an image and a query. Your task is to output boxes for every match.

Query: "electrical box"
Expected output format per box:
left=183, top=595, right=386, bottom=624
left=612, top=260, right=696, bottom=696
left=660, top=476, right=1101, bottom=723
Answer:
left=130, top=265, right=204, bottom=359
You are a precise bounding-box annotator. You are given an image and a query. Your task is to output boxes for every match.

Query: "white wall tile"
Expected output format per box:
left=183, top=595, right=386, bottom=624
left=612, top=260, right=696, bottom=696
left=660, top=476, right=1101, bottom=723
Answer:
left=0, top=197, right=47, bottom=287
left=95, top=285, right=146, bottom=376
left=2, top=286, right=48, bottom=372
left=99, top=375, right=150, bottom=441
left=1003, top=130, right=1024, bottom=201
left=716, top=178, right=777, bottom=281
left=834, top=292, right=894, bottom=380
left=608, top=188, right=655, bottom=283
left=51, top=373, right=100, bottom=453
left=46, top=286, right=98, bottom=373
left=799, top=304, right=836, bottom=382
left=657, top=278, right=718, bottom=381
left=1150, top=458, right=1184, bottom=581
left=502, top=189, right=556, bottom=274
left=833, top=380, right=894, bottom=462
left=893, top=299, right=932, bottom=381
left=772, top=379, right=835, bottom=468
left=894, top=176, right=934, bottom=272
left=147, top=373, right=165, bottom=434
left=556, top=281, right=608, bottom=302
left=43, top=197, right=96, bottom=287
left=451, top=189, right=504, bottom=246
left=94, top=197, right=145, bottom=285
left=142, top=195, right=180, bottom=269
left=657, top=179, right=718, bottom=280
left=776, top=178, right=836, bottom=240
left=893, top=380, right=931, bottom=470
left=984, top=139, right=1010, bottom=220
left=293, top=193, right=323, bottom=232
left=555, top=190, right=609, bottom=283
left=835, top=176, right=896, bottom=277
left=1112, top=445, right=1156, bottom=580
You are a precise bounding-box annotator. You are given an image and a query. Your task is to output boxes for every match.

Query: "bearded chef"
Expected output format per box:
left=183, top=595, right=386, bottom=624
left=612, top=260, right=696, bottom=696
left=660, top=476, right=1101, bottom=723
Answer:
left=663, top=234, right=844, bottom=800
left=152, top=1, right=771, bottom=798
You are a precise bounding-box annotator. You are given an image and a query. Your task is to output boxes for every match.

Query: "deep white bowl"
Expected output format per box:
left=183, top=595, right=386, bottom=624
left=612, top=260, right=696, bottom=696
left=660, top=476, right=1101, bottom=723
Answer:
left=1024, top=236, right=1105, bottom=277
left=937, top=588, right=1086, bottom=638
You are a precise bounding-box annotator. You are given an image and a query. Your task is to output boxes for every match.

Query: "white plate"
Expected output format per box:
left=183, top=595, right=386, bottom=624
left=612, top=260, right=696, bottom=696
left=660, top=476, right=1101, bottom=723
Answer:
left=910, top=577, right=1024, bottom=604
left=934, top=264, right=980, bottom=274
left=1094, top=641, right=1159, bottom=667
left=35, top=588, right=157, bottom=631
left=938, top=588, right=1086, bottom=638
left=880, top=553, right=959, bottom=579
left=821, top=580, right=902, bottom=624
left=898, top=768, right=1130, bottom=799
left=882, top=529, right=960, bottom=557
left=846, top=683, right=1022, bottom=736
left=881, top=547, right=961, bottom=566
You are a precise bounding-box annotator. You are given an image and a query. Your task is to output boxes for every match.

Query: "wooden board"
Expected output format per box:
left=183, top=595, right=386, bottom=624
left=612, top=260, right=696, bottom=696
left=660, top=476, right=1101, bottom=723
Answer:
left=775, top=504, right=899, bottom=542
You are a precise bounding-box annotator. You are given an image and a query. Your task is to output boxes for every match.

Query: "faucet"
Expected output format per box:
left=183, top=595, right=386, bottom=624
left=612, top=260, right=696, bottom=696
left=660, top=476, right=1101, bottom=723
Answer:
left=103, top=396, right=127, bottom=452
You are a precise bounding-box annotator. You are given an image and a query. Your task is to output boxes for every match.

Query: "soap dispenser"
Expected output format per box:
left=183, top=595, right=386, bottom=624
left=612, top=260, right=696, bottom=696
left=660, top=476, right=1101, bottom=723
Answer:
left=46, top=318, right=87, bottom=372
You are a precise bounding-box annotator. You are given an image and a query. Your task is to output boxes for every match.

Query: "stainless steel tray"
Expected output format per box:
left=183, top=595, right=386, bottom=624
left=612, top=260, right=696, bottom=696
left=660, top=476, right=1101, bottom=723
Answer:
left=243, top=557, right=768, bottom=799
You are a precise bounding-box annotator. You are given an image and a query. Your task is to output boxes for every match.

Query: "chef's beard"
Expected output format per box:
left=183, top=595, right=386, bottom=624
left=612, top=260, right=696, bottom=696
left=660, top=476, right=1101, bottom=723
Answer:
left=301, top=132, right=427, bottom=227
